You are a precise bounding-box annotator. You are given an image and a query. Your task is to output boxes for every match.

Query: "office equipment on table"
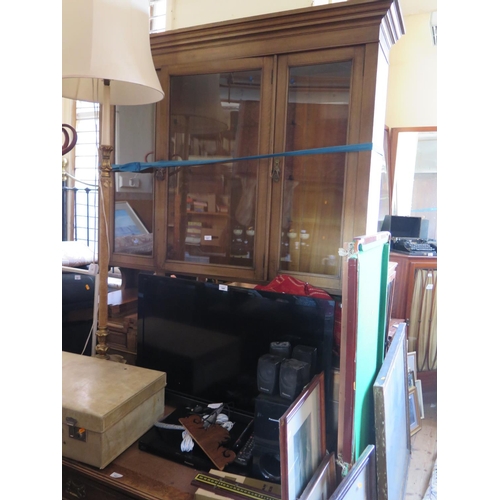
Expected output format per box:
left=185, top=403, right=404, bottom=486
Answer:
left=381, top=215, right=436, bottom=256
left=391, top=238, right=437, bottom=256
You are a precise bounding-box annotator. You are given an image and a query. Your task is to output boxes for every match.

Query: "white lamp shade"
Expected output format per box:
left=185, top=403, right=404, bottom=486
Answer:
left=62, top=0, right=164, bottom=105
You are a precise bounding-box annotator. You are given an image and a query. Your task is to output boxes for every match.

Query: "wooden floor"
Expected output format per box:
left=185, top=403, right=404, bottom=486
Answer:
left=404, top=389, right=437, bottom=499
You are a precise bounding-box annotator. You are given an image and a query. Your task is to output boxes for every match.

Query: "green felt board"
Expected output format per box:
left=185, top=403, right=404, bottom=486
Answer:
left=351, top=239, right=390, bottom=461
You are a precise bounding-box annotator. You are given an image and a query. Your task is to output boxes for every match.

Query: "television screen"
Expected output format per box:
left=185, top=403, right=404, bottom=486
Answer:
left=136, top=274, right=335, bottom=438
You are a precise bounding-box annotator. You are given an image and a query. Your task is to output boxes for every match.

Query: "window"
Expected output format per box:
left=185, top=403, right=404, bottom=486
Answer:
left=391, top=128, right=437, bottom=240
left=150, top=0, right=168, bottom=33
left=72, top=101, right=99, bottom=255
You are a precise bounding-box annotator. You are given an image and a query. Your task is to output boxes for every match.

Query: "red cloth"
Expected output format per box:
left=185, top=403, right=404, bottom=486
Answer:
left=254, top=274, right=331, bottom=300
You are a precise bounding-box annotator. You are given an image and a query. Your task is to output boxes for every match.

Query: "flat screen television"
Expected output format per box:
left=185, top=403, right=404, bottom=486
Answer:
left=136, top=274, right=336, bottom=446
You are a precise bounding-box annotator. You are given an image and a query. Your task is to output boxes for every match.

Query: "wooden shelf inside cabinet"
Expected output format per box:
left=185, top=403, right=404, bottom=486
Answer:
left=186, top=211, right=229, bottom=217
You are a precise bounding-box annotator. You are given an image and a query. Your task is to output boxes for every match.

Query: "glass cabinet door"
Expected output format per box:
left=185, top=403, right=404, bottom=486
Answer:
left=161, top=61, right=273, bottom=279
left=271, top=51, right=356, bottom=287
left=113, top=104, right=155, bottom=258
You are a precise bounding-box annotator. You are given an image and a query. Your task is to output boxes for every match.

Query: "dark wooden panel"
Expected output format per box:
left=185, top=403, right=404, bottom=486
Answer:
left=62, top=439, right=198, bottom=500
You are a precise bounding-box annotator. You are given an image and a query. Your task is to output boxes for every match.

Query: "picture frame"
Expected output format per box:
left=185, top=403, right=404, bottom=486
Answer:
left=329, top=445, right=377, bottom=500
left=373, top=323, right=410, bottom=500
left=280, top=372, right=326, bottom=500
left=415, top=379, right=425, bottom=419
left=115, top=201, right=148, bottom=238
left=298, top=452, right=336, bottom=500
left=408, top=386, right=422, bottom=436
left=407, top=351, right=417, bottom=375
left=407, top=369, right=416, bottom=389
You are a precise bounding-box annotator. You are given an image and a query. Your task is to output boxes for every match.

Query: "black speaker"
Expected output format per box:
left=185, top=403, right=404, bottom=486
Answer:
left=252, top=394, right=290, bottom=483
left=252, top=440, right=281, bottom=483
left=269, top=341, right=291, bottom=359
left=257, top=354, right=283, bottom=395
left=279, top=358, right=310, bottom=400
left=254, top=394, right=290, bottom=443
left=291, top=345, right=317, bottom=380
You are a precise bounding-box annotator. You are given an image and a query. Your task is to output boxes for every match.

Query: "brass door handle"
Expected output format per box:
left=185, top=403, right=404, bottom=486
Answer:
left=271, top=158, right=280, bottom=182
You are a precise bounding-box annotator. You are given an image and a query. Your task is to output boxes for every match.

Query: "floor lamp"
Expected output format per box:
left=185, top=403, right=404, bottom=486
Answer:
left=62, top=0, right=164, bottom=359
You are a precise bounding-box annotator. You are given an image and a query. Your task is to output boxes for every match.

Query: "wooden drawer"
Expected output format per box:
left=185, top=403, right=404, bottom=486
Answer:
left=107, top=313, right=138, bottom=364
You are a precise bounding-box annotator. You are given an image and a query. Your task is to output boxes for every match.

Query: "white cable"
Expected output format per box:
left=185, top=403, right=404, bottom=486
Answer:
left=65, top=171, right=99, bottom=188
left=181, top=431, right=195, bottom=452
left=154, top=422, right=184, bottom=431
left=215, top=413, right=234, bottom=432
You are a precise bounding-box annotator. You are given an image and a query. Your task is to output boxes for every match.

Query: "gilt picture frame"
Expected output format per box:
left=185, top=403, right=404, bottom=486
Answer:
left=280, top=372, right=326, bottom=500
left=408, top=386, right=422, bottom=436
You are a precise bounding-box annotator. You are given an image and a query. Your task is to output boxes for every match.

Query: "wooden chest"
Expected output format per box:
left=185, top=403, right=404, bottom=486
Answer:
left=62, top=352, right=166, bottom=469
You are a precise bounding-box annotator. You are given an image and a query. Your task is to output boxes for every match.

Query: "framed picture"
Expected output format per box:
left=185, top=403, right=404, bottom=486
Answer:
left=280, top=372, right=326, bottom=500
left=115, top=201, right=148, bottom=238
left=407, top=369, right=416, bottom=388
left=415, top=379, right=425, bottom=419
left=298, top=452, right=336, bottom=500
left=408, top=387, right=422, bottom=436
left=330, top=445, right=377, bottom=500
left=373, top=323, right=410, bottom=500
left=407, top=351, right=417, bottom=375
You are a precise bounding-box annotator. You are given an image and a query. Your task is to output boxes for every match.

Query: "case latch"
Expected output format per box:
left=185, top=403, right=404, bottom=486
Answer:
left=66, top=417, right=87, bottom=442
left=271, top=158, right=281, bottom=182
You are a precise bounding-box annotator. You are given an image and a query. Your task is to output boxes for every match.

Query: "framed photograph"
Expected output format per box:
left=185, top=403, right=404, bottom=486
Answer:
left=115, top=201, right=148, bottom=238
left=407, top=369, right=416, bottom=388
left=415, top=379, right=425, bottom=419
left=298, top=452, right=336, bottom=500
left=408, top=387, right=422, bottom=436
left=330, top=445, right=377, bottom=500
left=280, top=372, right=326, bottom=500
left=373, top=324, right=410, bottom=500
left=407, top=351, right=417, bottom=375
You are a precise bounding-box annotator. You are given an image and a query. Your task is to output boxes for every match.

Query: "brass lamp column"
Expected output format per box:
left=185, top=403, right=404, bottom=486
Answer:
left=96, top=144, right=112, bottom=358
left=62, top=0, right=164, bottom=358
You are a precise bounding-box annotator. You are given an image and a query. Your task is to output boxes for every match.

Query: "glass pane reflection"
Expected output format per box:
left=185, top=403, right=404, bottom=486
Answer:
left=167, top=71, right=261, bottom=266
left=113, top=104, right=156, bottom=256
left=114, top=173, right=154, bottom=256
left=280, top=62, right=351, bottom=276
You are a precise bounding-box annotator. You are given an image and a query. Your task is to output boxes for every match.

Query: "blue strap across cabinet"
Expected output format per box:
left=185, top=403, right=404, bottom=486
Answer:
left=111, top=142, right=375, bottom=171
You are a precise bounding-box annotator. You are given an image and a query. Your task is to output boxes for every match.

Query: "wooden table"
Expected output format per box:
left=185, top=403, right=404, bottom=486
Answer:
left=63, top=440, right=199, bottom=500
left=63, top=405, right=200, bottom=500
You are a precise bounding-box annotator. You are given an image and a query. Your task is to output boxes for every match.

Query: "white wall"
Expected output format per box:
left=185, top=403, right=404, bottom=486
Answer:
left=169, top=0, right=313, bottom=29
left=385, top=11, right=437, bottom=128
